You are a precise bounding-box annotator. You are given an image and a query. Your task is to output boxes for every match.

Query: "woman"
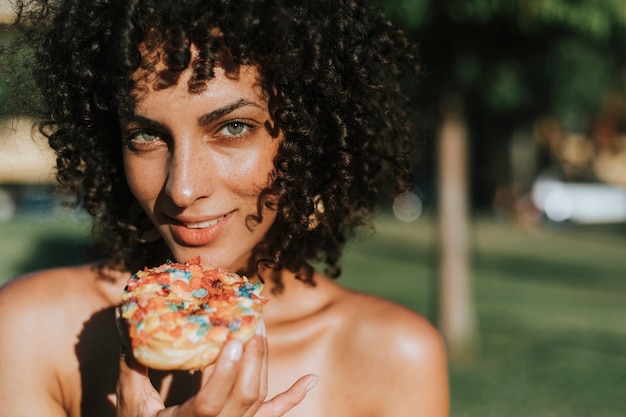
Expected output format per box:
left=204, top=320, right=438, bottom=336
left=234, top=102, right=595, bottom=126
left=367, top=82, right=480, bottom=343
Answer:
left=0, top=0, right=449, bottom=416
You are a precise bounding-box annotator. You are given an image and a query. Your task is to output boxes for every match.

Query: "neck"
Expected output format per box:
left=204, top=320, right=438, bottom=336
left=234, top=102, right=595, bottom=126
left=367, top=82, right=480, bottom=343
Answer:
left=260, top=269, right=337, bottom=328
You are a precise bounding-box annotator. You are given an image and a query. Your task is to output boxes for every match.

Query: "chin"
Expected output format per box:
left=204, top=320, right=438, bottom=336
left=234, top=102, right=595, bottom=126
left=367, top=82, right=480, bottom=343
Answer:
left=168, top=249, right=246, bottom=273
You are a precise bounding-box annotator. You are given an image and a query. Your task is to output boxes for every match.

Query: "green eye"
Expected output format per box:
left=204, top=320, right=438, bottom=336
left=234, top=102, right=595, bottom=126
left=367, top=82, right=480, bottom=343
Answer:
left=123, top=128, right=166, bottom=152
left=136, top=131, right=160, bottom=142
left=223, top=122, right=248, bottom=136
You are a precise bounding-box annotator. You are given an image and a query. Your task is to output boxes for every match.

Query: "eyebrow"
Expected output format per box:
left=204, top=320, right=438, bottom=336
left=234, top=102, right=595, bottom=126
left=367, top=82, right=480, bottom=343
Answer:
left=122, top=98, right=263, bottom=129
left=198, top=99, right=263, bottom=125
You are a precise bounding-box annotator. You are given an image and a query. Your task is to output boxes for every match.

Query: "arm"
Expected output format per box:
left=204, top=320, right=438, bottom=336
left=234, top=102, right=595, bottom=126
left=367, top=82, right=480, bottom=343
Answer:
left=348, top=298, right=450, bottom=417
left=381, top=320, right=450, bottom=417
left=379, top=317, right=450, bottom=417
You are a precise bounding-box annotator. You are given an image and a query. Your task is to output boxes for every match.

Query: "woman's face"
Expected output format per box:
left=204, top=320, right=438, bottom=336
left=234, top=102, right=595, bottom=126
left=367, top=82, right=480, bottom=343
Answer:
left=121, top=65, right=280, bottom=271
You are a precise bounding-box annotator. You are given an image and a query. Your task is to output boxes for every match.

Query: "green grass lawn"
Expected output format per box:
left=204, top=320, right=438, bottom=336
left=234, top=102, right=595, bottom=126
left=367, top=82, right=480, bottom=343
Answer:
left=340, top=215, right=626, bottom=417
left=0, top=211, right=94, bottom=281
left=1, top=210, right=626, bottom=416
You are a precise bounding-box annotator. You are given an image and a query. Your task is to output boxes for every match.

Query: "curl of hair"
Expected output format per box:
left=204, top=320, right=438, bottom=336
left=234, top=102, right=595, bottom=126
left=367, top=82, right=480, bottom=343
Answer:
left=14, top=0, right=419, bottom=287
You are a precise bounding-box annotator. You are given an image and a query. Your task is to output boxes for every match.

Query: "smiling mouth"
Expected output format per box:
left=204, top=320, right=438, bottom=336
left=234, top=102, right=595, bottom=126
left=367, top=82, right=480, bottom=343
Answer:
left=182, top=215, right=227, bottom=229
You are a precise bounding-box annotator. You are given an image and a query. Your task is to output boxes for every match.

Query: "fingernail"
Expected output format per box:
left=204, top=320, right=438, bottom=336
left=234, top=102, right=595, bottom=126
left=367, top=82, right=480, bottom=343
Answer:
left=256, top=318, right=266, bottom=337
left=305, top=375, right=319, bottom=392
left=225, top=339, right=243, bottom=361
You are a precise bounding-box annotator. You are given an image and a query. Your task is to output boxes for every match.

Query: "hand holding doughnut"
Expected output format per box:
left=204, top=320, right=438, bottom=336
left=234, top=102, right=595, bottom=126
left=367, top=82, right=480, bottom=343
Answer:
left=116, top=323, right=319, bottom=417
left=120, top=257, right=267, bottom=371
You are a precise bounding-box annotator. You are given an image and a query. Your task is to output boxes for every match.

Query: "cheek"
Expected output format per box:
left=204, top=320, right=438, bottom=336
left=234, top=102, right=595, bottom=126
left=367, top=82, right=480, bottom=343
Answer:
left=223, top=145, right=277, bottom=196
left=123, top=155, right=165, bottom=206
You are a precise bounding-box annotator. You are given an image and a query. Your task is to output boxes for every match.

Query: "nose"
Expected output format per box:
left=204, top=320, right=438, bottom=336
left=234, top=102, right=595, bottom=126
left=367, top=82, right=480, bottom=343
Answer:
left=165, top=140, right=212, bottom=208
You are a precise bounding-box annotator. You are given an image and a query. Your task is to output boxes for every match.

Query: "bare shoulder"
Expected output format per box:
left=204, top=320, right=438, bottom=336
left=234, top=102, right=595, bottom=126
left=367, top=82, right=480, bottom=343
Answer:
left=0, top=264, right=115, bottom=318
left=331, top=286, right=450, bottom=417
left=0, top=264, right=121, bottom=416
left=353, top=292, right=444, bottom=359
left=0, top=264, right=109, bottom=361
left=0, top=263, right=124, bottom=350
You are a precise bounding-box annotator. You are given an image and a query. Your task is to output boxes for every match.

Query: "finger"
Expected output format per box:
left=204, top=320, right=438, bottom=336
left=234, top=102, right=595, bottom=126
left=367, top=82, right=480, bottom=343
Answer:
left=258, top=322, right=270, bottom=401
left=226, top=321, right=269, bottom=417
left=238, top=321, right=268, bottom=399
left=190, top=338, right=244, bottom=415
left=256, top=374, right=319, bottom=417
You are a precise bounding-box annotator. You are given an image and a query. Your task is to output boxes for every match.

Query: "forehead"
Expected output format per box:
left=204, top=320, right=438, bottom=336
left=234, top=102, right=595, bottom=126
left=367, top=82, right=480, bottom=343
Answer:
left=132, top=63, right=261, bottom=92
left=130, top=32, right=242, bottom=91
left=129, top=65, right=268, bottom=120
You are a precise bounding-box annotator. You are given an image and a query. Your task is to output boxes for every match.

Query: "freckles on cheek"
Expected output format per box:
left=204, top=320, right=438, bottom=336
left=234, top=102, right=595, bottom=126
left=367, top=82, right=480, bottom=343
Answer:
left=123, top=159, right=162, bottom=204
left=227, top=152, right=276, bottom=194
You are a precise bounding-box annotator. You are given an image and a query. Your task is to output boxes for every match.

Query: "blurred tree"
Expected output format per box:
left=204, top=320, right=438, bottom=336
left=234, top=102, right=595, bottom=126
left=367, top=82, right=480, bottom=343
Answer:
left=0, top=25, right=14, bottom=115
left=388, top=0, right=626, bottom=204
left=383, top=0, right=626, bottom=357
left=0, top=21, right=40, bottom=117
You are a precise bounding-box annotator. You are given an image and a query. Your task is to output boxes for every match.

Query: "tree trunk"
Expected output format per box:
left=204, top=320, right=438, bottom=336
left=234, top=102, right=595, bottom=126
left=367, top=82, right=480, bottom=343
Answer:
left=436, top=93, right=477, bottom=359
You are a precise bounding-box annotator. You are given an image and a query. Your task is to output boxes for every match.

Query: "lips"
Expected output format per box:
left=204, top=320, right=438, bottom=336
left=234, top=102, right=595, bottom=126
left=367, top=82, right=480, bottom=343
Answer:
left=168, top=212, right=231, bottom=246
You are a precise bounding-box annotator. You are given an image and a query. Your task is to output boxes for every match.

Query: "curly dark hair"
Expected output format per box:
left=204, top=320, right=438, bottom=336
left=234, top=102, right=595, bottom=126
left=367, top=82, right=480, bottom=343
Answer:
left=14, top=0, right=419, bottom=289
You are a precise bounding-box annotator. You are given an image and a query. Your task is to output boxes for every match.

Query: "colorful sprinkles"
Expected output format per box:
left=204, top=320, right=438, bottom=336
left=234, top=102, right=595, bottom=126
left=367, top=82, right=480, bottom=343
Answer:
left=120, top=257, right=266, bottom=351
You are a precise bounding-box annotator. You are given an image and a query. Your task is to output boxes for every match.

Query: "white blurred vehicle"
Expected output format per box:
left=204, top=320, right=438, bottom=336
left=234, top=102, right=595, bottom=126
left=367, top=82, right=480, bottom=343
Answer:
left=531, top=172, right=626, bottom=224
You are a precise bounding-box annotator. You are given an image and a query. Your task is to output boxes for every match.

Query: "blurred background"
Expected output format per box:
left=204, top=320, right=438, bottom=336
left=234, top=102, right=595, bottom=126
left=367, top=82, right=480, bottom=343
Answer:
left=1, top=0, right=626, bottom=416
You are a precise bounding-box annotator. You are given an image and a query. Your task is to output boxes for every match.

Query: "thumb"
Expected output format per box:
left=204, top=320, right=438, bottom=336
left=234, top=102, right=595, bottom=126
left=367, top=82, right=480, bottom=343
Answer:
left=115, top=308, right=164, bottom=417
left=117, top=351, right=164, bottom=415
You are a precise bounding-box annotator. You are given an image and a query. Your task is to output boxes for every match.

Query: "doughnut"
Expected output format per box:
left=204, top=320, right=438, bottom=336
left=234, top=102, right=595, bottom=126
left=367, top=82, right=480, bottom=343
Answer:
left=120, top=257, right=266, bottom=371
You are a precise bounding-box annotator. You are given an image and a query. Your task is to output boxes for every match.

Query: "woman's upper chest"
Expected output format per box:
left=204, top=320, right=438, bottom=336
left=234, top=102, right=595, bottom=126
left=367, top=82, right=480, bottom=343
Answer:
left=264, top=303, right=380, bottom=417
